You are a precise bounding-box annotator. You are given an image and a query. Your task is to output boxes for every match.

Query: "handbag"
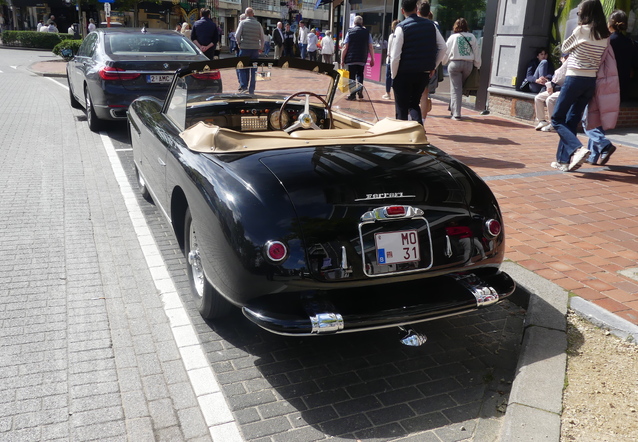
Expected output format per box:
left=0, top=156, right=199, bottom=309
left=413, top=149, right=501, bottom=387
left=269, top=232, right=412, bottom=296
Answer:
left=463, top=66, right=480, bottom=95
left=337, top=69, right=349, bottom=93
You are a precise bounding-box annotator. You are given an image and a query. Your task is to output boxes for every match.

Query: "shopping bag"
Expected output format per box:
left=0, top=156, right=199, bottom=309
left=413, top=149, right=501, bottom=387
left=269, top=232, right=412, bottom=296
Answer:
left=463, top=66, right=480, bottom=96
left=337, top=69, right=349, bottom=93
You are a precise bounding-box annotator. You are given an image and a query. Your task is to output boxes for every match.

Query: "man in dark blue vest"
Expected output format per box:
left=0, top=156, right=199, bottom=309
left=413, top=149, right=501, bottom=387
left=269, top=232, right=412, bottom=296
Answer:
left=340, top=15, right=375, bottom=101
left=390, top=0, right=446, bottom=124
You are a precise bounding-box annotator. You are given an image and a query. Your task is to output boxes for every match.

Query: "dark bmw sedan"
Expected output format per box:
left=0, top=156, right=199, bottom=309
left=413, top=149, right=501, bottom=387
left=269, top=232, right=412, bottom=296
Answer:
left=67, top=28, right=221, bottom=131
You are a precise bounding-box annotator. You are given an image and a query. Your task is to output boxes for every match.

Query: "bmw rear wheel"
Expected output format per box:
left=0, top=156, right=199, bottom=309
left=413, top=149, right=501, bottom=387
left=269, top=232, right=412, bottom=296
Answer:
left=184, top=208, right=232, bottom=319
left=84, top=85, right=102, bottom=132
left=68, top=80, right=82, bottom=109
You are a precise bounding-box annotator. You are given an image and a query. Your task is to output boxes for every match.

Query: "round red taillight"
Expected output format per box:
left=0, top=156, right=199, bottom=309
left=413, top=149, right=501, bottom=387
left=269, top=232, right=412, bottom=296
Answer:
left=265, top=241, right=287, bottom=262
left=485, top=219, right=502, bottom=237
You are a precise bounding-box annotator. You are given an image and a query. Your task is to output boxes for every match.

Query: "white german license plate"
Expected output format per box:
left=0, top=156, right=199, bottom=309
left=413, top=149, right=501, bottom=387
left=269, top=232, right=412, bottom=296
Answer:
left=375, top=230, right=420, bottom=265
left=147, top=74, right=173, bottom=83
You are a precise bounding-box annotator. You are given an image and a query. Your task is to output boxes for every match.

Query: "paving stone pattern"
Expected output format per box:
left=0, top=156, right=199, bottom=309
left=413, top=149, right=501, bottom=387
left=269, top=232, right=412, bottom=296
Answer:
left=0, top=64, right=208, bottom=440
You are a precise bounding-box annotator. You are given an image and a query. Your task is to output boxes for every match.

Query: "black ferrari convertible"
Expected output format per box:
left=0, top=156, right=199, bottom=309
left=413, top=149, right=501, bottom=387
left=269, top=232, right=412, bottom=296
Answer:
left=128, top=57, right=515, bottom=344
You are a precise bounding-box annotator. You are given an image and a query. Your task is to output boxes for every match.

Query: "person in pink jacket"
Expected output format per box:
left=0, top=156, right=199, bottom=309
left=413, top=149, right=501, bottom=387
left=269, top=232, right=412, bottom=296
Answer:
left=582, top=10, right=628, bottom=166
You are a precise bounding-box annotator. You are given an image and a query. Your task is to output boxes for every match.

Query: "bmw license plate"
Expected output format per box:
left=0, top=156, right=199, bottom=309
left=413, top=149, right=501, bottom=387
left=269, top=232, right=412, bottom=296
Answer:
left=375, top=230, right=420, bottom=265
left=147, top=74, right=173, bottom=83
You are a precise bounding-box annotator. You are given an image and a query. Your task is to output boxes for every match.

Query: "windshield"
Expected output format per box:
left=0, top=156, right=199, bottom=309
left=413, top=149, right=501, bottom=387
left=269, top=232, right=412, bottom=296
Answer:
left=164, top=58, right=379, bottom=131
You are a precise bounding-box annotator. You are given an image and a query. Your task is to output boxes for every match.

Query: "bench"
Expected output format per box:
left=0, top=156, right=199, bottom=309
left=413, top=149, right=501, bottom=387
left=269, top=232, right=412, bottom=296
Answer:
left=487, top=86, right=638, bottom=128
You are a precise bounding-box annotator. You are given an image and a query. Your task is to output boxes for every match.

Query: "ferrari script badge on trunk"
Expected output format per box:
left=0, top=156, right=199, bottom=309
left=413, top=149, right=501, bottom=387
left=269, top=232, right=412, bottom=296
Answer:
left=355, top=192, right=414, bottom=201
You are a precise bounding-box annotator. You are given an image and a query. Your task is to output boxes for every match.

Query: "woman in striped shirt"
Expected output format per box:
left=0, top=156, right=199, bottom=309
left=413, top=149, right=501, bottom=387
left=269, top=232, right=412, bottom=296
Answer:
left=550, top=0, right=610, bottom=172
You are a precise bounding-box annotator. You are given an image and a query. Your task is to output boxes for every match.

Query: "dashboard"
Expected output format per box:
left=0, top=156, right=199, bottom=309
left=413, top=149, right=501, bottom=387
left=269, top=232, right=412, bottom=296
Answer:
left=186, top=101, right=331, bottom=132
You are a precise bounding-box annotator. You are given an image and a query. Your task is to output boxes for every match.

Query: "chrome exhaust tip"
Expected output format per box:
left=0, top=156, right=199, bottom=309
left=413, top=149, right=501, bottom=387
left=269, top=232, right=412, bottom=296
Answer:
left=398, top=326, right=427, bottom=347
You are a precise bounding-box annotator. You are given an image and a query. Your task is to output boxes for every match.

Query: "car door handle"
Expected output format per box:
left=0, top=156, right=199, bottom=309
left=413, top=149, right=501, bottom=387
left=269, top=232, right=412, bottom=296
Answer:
left=157, top=158, right=166, bottom=167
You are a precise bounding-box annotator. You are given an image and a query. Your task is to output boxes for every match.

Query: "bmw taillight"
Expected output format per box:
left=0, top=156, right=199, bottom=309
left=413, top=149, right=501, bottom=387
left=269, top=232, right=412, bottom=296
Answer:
left=192, top=70, right=221, bottom=80
left=99, top=66, right=140, bottom=81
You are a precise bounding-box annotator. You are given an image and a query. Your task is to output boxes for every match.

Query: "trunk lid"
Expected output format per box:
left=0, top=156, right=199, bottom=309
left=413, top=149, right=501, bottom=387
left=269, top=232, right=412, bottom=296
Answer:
left=259, top=145, right=477, bottom=281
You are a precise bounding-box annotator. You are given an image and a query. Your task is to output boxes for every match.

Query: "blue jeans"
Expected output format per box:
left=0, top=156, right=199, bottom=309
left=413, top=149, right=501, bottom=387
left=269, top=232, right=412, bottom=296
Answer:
left=238, top=49, right=259, bottom=94
left=347, top=64, right=365, bottom=99
left=583, top=125, right=611, bottom=163
left=299, top=43, right=307, bottom=59
left=551, top=75, right=596, bottom=163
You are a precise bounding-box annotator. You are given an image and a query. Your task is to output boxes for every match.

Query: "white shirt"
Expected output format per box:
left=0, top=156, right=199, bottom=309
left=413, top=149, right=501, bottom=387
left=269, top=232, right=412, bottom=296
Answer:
left=320, top=36, right=334, bottom=54
left=88, top=23, right=96, bottom=33
left=442, top=32, right=481, bottom=68
left=297, top=26, right=309, bottom=45
left=390, top=21, right=446, bottom=79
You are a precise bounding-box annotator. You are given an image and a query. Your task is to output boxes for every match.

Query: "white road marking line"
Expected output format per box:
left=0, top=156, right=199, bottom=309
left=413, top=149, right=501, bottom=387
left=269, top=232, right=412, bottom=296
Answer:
left=99, top=132, right=243, bottom=442
left=46, top=76, right=242, bottom=441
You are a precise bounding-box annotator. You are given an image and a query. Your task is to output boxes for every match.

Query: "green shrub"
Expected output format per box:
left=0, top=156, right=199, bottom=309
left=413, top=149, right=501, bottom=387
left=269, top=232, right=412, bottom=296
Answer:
left=1, top=31, right=75, bottom=49
left=53, top=39, right=83, bottom=60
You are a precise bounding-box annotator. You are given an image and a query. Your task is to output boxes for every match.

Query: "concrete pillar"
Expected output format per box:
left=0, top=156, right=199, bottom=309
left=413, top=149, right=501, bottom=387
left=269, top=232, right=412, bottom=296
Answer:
left=491, top=0, right=555, bottom=90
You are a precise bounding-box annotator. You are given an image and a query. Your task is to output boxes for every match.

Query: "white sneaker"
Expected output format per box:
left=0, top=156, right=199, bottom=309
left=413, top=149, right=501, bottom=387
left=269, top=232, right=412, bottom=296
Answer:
left=541, top=124, right=554, bottom=132
left=568, top=147, right=591, bottom=171
left=382, top=94, right=391, bottom=100
left=535, top=120, right=549, bottom=130
left=551, top=161, right=569, bottom=172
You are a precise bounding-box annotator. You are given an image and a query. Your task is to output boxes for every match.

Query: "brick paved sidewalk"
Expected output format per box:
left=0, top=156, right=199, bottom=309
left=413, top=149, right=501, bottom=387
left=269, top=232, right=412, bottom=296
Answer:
left=364, top=82, right=638, bottom=326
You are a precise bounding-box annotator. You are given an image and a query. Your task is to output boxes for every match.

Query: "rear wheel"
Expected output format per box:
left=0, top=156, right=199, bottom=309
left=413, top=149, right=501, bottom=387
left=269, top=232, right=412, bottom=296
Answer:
left=184, top=208, right=232, bottom=319
left=84, top=85, right=102, bottom=132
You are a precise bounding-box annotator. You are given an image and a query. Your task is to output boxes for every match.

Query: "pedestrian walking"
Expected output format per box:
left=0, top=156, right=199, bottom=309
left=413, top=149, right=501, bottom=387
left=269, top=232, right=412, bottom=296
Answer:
left=283, top=23, right=295, bottom=57
left=340, top=15, right=374, bottom=101
left=583, top=9, right=632, bottom=165
left=320, top=30, right=334, bottom=64
left=549, top=0, right=609, bottom=172
left=390, top=0, right=446, bottom=123
left=307, top=29, right=318, bottom=61
left=297, top=21, right=309, bottom=59
left=273, top=22, right=284, bottom=59
left=191, top=8, right=219, bottom=60
left=235, top=7, right=265, bottom=94
left=181, top=22, right=192, bottom=39
left=263, top=31, right=271, bottom=56
left=87, top=18, right=96, bottom=33
left=228, top=29, right=237, bottom=54
left=417, top=2, right=444, bottom=122
left=442, top=18, right=481, bottom=120
left=382, top=20, right=400, bottom=100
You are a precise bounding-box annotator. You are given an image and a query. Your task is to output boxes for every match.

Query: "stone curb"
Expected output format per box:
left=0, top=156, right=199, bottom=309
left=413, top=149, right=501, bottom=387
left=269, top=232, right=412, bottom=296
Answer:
left=28, top=61, right=67, bottom=78
left=499, top=261, right=569, bottom=442
left=570, top=296, right=638, bottom=343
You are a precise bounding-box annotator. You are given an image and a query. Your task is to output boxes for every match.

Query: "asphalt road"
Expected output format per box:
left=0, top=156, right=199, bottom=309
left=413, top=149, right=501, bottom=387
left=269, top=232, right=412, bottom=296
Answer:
left=1, top=47, right=527, bottom=441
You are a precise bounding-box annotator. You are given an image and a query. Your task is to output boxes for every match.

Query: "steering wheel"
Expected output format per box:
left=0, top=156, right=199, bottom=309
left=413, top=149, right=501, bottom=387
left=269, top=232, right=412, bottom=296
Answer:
left=279, top=92, right=333, bottom=133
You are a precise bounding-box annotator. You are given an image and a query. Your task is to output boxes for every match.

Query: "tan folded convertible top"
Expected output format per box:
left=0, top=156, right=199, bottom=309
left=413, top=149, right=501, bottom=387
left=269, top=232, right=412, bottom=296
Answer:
left=179, top=118, right=429, bottom=153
